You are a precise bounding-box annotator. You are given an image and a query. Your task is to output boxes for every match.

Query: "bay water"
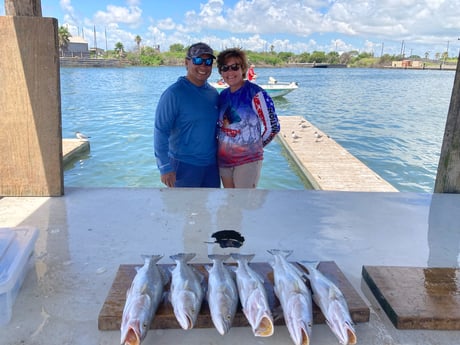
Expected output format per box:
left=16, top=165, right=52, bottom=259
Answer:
left=61, top=66, right=455, bottom=192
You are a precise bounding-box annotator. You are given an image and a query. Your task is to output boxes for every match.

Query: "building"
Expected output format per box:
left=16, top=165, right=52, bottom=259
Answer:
left=64, top=36, right=89, bottom=58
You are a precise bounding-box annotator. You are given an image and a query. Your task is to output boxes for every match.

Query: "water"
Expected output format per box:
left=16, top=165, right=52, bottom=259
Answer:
left=61, top=66, right=455, bottom=192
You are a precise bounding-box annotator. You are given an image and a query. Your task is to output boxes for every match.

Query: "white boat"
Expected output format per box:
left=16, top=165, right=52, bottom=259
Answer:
left=210, top=77, right=299, bottom=98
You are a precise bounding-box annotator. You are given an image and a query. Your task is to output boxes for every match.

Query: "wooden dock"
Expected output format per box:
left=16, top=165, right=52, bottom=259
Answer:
left=62, top=139, right=90, bottom=165
left=277, top=116, right=398, bottom=192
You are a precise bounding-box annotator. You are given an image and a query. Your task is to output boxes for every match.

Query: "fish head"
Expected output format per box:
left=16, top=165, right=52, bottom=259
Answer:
left=326, top=302, right=356, bottom=345
left=120, top=319, right=142, bottom=345
left=285, top=294, right=313, bottom=345
left=120, top=295, right=152, bottom=345
left=253, top=313, right=274, bottom=337
left=210, top=291, right=235, bottom=335
left=173, top=290, right=201, bottom=330
left=245, top=291, right=274, bottom=337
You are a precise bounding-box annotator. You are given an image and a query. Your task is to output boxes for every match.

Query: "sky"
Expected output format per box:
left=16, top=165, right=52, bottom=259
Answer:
left=2, top=0, right=460, bottom=58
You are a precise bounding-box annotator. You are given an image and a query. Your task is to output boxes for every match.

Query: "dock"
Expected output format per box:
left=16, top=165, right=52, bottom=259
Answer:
left=277, top=116, right=398, bottom=192
left=62, top=139, right=90, bottom=165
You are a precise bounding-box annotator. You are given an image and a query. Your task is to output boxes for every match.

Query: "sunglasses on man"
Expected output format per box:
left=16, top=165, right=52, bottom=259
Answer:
left=220, top=64, right=240, bottom=72
left=188, top=56, right=213, bottom=66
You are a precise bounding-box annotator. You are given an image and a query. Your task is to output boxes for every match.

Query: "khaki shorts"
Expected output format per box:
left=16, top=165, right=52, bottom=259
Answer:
left=219, top=160, right=262, bottom=188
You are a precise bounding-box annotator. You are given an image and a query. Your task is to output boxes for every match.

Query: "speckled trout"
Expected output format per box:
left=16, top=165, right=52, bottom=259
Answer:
left=206, top=254, right=239, bottom=335
left=169, top=253, right=204, bottom=330
left=300, top=262, right=356, bottom=345
left=231, top=253, right=274, bottom=337
left=268, top=249, right=313, bottom=345
left=120, top=255, right=166, bottom=345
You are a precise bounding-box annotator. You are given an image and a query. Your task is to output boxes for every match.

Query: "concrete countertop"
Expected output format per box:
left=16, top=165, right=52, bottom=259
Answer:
left=0, top=188, right=459, bottom=344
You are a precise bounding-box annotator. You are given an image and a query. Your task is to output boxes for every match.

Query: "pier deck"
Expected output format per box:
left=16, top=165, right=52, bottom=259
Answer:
left=278, top=116, right=398, bottom=192
left=62, top=139, right=90, bottom=165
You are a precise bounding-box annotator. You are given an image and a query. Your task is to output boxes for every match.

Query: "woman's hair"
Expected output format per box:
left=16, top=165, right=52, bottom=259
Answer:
left=216, top=48, right=249, bottom=79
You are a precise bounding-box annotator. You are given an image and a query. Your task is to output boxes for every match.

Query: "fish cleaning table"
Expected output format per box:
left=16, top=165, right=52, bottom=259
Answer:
left=98, top=261, right=369, bottom=330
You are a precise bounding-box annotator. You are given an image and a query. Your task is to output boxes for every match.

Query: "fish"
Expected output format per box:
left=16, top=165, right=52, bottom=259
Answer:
left=300, top=262, right=357, bottom=345
left=120, top=254, right=166, bottom=345
left=169, top=253, right=204, bottom=330
left=230, top=253, right=274, bottom=337
left=206, top=254, right=239, bottom=335
left=268, top=249, right=313, bottom=345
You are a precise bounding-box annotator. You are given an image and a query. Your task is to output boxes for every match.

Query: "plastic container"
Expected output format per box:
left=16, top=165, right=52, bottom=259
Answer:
left=0, top=227, right=38, bottom=325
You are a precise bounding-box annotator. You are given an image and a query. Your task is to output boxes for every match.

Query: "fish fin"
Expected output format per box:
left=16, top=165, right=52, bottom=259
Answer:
left=291, top=261, right=309, bottom=279
left=230, top=253, right=255, bottom=263
left=159, top=266, right=171, bottom=286
left=267, top=249, right=293, bottom=258
left=139, top=282, right=149, bottom=294
left=297, top=260, right=321, bottom=278
left=170, top=252, right=196, bottom=263
left=141, top=254, right=164, bottom=265
left=208, top=254, right=230, bottom=262
left=328, top=286, right=338, bottom=300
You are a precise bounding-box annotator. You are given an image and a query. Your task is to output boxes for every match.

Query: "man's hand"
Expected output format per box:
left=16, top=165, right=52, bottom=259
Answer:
left=161, top=172, right=176, bottom=187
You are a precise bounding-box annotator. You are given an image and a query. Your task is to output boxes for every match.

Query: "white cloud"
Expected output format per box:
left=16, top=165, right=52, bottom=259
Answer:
left=93, top=4, right=143, bottom=28
left=53, top=0, right=460, bottom=55
left=157, top=18, right=176, bottom=31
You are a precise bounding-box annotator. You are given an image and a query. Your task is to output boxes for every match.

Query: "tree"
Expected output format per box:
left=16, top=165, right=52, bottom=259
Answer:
left=134, top=35, right=142, bottom=53
left=170, top=43, right=185, bottom=53
left=310, top=51, right=327, bottom=63
left=58, top=26, right=71, bottom=57
left=114, top=42, right=124, bottom=57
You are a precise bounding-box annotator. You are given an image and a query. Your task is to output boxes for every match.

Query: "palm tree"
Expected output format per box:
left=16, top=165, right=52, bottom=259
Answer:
left=114, top=42, right=125, bottom=58
left=134, top=35, right=142, bottom=54
left=58, top=26, right=72, bottom=57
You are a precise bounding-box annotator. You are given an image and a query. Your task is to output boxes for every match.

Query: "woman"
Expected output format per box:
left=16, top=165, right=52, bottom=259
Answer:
left=216, top=48, right=280, bottom=188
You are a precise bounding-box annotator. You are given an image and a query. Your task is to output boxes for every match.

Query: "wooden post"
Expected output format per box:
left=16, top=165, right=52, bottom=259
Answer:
left=434, top=53, right=460, bottom=193
left=5, top=0, right=42, bottom=16
left=0, top=1, right=63, bottom=196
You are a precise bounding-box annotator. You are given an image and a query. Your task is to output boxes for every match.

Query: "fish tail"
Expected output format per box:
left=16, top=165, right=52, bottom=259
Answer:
left=297, top=260, right=320, bottom=278
left=208, top=254, right=230, bottom=262
left=140, top=254, right=163, bottom=265
left=230, top=253, right=255, bottom=263
left=267, top=249, right=293, bottom=258
left=170, top=252, right=196, bottom=263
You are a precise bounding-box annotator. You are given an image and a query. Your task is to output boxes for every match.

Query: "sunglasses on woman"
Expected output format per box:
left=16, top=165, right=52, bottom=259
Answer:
left=220, top=63, right=240, bottom=72
left=188, top=56, right=213, bottom=66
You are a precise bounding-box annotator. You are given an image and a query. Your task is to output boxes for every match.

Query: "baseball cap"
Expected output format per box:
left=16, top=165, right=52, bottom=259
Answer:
left=187, top=42, right=216, bottom=59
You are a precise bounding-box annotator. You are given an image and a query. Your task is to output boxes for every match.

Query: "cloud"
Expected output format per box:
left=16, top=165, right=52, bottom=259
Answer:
left=53, top=0, right=460, bottom=55
left=157, top=18, right=176, bottom=31
left=93, top=4, right=143, bottom=28
left=60, top=0, right=78, bottom=26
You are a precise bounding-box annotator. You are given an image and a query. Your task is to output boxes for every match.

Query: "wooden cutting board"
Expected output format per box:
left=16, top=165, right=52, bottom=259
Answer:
left=362, top=265, right=460, bottom=330
left=98, top=261, right=369, bottom=330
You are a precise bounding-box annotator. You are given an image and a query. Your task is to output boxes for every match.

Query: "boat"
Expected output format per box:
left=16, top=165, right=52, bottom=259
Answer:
left=210, top=77, right=299, bottom=98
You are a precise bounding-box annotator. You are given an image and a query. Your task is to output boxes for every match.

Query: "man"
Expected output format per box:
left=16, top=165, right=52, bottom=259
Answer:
left=154, top=42, right=220, bottom=188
